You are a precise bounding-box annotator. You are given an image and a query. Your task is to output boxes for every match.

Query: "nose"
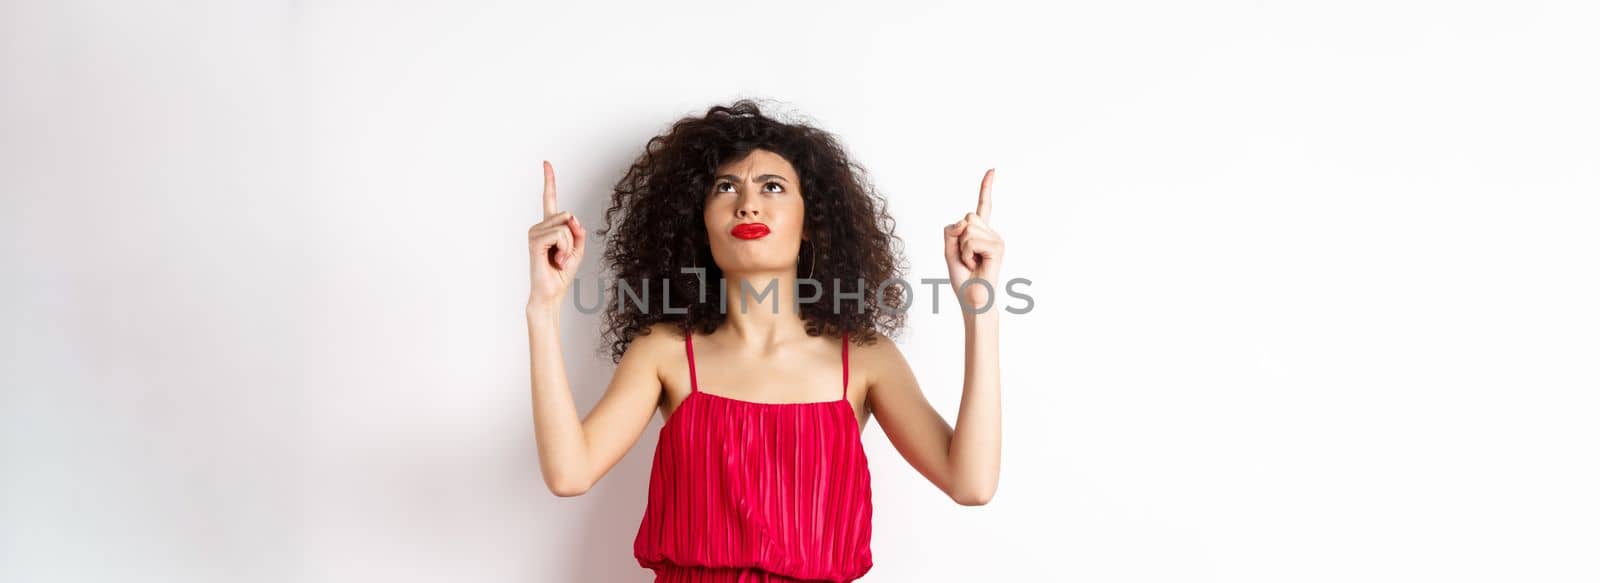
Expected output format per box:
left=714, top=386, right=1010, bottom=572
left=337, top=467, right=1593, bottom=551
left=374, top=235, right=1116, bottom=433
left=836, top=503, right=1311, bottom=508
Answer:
left=737, top=205, right=760, bottom=220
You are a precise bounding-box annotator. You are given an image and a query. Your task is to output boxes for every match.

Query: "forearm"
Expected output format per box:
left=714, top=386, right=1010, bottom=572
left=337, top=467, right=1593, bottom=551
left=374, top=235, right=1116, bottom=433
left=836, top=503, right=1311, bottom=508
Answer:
left=947, top=309, right=1001, bottom=505
left=527, top=305, right=591, bottom=496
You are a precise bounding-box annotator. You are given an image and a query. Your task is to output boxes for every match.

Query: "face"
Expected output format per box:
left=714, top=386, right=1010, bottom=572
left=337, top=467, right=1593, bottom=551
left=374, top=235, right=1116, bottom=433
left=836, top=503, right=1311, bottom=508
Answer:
left=704, top=148, right=806, bottom=276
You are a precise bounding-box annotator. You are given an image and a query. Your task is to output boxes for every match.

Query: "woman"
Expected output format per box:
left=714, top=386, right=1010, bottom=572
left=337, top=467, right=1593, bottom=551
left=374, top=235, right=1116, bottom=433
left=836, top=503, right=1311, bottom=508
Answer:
left=526, top=99, right=1003, bottom=582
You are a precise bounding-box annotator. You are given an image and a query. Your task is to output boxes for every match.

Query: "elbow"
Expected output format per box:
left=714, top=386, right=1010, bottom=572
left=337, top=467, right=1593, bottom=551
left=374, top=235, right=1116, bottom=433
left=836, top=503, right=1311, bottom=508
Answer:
left=950, top=481, right=997, bottom=506
left=952, top=490, right=993, bottom=506
left=550, top=483, right=589, bottom=498
left=541, top=443, right=596, bottom=497
left=545, top=474, right=592, bottom=498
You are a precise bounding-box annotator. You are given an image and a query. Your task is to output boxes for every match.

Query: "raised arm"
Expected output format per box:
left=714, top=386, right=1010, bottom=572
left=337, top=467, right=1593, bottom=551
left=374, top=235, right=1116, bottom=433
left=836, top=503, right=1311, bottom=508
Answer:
left=526, top=160, right=662, bottom=497
left=868, top=168, right=1004, bottom=506
left=527, top=310, right=666, bottom=497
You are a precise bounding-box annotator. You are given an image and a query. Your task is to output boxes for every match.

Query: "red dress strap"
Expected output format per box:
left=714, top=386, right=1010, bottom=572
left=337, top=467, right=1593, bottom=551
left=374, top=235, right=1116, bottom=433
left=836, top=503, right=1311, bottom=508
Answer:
left=685, top=330, right=698, bottom=394
left=841, top=330, right=849, bottom=400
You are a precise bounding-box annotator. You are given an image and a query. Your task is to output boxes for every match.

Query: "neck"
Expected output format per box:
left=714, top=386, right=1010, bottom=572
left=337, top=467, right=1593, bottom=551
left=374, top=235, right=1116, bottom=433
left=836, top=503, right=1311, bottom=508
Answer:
left=719, top=268, right=808, bottom=346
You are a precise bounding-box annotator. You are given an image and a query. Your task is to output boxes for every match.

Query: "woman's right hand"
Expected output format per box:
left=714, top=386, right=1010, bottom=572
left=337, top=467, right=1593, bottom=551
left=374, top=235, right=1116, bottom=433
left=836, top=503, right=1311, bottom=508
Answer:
left=527, top=160, right=587, bottom=313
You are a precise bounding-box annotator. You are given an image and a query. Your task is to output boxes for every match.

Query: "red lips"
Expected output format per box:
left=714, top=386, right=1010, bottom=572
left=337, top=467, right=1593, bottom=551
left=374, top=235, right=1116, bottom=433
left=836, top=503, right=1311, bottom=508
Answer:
left=731, top=223, right=770, bottom=240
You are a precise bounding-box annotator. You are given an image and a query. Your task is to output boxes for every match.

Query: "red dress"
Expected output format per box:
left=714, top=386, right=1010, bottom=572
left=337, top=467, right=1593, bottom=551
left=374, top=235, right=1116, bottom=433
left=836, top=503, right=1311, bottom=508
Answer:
left=634, top=329, right=873, bottom=582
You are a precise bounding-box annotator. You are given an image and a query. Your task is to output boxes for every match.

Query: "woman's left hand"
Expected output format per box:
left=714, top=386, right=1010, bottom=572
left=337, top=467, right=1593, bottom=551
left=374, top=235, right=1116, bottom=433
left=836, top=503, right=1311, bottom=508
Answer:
left=943, top=168, right=1005, bottom=314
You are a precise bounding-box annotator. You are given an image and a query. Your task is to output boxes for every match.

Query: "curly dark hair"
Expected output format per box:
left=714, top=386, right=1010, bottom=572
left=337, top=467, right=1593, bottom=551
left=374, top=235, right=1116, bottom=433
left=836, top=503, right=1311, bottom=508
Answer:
left=592, top=98, right=908, bottom=364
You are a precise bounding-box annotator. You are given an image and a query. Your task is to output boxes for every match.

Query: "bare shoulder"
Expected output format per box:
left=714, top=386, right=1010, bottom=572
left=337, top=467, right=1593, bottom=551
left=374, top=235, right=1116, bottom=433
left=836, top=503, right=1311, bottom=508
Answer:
left=850, top=329, right=909, bottom=372
left=586, top=322, right=685, bottom=429
left=624, top=322, right=685, bottom=371
left=623, top=322, right=689, bottom=397
left=850, top=331, right=915, bottom=414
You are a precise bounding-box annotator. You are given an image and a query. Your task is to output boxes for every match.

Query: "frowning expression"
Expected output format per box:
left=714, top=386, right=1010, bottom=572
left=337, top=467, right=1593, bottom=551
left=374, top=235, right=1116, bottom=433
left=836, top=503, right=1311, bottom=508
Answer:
left=704, top=148, right=806, bottom=275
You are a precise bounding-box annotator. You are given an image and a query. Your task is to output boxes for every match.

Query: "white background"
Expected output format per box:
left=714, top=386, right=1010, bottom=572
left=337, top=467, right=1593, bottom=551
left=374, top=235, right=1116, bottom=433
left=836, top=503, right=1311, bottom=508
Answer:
left=4, top=1, right=1597, bottom=581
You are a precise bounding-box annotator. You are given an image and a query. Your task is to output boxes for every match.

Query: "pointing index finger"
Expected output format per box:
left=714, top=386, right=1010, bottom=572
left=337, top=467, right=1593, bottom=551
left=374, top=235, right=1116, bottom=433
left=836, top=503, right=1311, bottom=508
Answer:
left=976, top=168, right=994, bottom=220
left=542, top=160, right=558, bottom=218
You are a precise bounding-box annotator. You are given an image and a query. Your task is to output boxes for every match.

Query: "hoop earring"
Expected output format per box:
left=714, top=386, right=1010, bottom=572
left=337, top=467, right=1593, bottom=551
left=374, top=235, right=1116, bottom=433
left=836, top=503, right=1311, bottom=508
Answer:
left=804, top=240, right=816, bottom=280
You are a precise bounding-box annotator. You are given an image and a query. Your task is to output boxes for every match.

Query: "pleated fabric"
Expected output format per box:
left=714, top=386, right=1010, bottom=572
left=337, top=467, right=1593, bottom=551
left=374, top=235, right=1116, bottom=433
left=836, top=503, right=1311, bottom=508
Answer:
left=634, top=330, right=873, bottom=583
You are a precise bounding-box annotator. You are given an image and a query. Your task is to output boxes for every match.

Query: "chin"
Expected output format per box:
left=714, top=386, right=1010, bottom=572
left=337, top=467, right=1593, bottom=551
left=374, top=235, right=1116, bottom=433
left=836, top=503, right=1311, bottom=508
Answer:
left=721, top=261, right=794, bottom=275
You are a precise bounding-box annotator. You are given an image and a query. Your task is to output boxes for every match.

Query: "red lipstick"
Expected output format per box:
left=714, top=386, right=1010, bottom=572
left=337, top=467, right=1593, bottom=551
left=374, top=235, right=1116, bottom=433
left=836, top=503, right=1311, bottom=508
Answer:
left=731, top=223, right=770, bottom=240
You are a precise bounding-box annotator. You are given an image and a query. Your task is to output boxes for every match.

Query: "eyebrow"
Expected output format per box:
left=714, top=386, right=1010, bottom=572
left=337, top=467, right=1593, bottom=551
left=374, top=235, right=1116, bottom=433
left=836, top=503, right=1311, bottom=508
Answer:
left=715, top=174, right=790, bottom=183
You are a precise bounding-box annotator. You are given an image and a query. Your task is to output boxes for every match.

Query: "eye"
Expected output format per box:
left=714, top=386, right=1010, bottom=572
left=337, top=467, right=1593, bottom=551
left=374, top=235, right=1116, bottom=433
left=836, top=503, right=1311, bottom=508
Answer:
left=713, top=181, right=785, bottom=193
